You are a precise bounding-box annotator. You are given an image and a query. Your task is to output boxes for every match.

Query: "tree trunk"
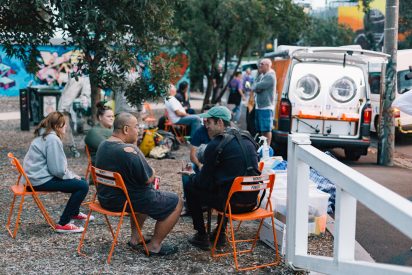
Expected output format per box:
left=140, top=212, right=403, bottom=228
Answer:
left=202, top=76, right=213, bottom=109
left=378, top=0, right=399, bottom=166
left=88, top=61, right=100, bottom=125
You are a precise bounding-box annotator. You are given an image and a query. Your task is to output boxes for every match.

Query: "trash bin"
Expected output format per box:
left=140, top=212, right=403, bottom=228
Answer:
left=28, top=86, right=62, bottom=124
left=19, top=89, right=30, bottom=131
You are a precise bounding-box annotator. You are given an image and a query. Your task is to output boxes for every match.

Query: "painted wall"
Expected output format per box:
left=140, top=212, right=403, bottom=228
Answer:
left=0, top=45, right=190, bottom=97
left=0, top=45, right=80, bottom=96
left=338, top=0, right=386, bottom=50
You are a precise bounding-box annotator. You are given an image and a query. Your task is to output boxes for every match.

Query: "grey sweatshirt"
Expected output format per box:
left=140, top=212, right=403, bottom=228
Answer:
left=252, top=70, right=276, bottom=110
left=23, top=129, right=77, bottom=186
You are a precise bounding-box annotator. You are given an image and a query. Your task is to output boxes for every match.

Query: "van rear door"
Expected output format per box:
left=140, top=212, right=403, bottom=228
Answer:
left=288, top=62, right=366, bottom=138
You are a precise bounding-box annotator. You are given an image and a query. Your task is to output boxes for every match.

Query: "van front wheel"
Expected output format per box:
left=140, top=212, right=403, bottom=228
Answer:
left=344, top=149, right=362, bottom=161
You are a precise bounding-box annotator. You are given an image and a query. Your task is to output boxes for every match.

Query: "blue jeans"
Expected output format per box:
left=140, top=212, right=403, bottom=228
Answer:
left=177, top=115, right=202, bottom=137
left=232, top=104, right=241, bottom=123
left=33, top=177, right=89, bottom=226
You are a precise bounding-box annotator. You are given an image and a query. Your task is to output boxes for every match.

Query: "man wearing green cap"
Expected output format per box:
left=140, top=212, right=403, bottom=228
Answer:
left=184, top=106, right=260, bottom=250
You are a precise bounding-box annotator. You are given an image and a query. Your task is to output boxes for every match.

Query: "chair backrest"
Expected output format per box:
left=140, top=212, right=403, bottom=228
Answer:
left=164, top=109, right=171, bottom=123
left=7, top=152, right=33, bottom=190
left=85, top=144, right=92, bottom=165
left=143, top=102, right=155, bottom=118
left=226, top=174, right=276, bottom=211
left=90, top=166, right=136, bottom=213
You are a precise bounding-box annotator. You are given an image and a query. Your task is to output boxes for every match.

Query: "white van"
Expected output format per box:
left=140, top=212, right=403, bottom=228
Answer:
left=369, top=49, right=412, bottom=132
left=266, top=46, right=388, bottom=160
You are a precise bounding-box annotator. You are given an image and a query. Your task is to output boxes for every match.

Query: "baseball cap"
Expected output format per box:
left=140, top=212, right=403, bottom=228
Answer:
left=199, top=106, right=231, bottom=122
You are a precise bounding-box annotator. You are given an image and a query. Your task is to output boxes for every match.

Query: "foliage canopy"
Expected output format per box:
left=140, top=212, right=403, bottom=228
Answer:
left=299, top=17, right=356, bottom=47
left=174, top=0, right=308, bottom=104
left=0, top=0, right=177, bottom=115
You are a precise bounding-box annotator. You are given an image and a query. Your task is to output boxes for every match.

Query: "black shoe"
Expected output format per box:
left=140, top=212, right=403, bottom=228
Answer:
left=209, top=228, right=227, bottom=247
left=188, top=232, right=210, bottom=251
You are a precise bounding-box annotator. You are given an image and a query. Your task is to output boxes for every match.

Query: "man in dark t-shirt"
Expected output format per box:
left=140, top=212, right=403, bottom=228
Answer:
left=184, top=106, right=259, bottom=251
left=95, top=112, right=183, bottom=256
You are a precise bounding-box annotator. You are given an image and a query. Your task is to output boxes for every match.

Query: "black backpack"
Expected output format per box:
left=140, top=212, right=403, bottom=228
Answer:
left=214, top=128, right=263, bottom=209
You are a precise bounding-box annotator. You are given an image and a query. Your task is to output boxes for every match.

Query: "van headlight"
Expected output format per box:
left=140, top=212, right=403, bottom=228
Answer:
left=329, top=77, right=357, bottom=103
left=296, top=74, right=320, bottom=100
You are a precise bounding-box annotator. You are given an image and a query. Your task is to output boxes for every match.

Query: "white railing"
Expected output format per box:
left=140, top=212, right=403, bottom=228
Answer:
left=286, top=133, right=412, bottom=275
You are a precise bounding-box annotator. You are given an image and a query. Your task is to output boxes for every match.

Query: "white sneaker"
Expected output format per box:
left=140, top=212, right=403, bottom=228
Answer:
left=71, top=212, right=95, bottom=222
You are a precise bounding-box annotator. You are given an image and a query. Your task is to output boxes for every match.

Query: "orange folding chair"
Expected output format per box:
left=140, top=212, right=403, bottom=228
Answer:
left=164, top=110, right=187, bottom=144
left=211, top=173, right=280, bottom=271
left=84, top=145, right=92, bottom=183
left=207, top=161, right=265, bottom=234
left=258, top=161, right=264, bottom=172
left=142, top=102, right=157, bottom=127
left=77, top=166, right=149, bottom=264
left=6, top=152, right=55, bottom=238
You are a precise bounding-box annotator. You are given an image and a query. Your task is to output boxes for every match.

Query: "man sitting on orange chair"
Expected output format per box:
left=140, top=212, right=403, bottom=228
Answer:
left=183, top=106, right=260, bottom=250
left=95, top=112, right=183, bottom=256
left=164, top=84, right=202, bottom=137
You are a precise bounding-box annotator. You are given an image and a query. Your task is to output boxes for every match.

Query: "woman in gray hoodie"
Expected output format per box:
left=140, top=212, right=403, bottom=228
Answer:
left=23, top=112, right=91, bottom=233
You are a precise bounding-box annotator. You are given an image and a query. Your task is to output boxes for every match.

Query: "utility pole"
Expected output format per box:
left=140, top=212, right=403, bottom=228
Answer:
left=378, top=0, right=399, bottom=166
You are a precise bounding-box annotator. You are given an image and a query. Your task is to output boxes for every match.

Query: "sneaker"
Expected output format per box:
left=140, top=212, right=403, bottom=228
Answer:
left=55, top=223, right=84, bottom=233
left=71, top=212, right=95, bottom=221
left=188, top=232, right=210, bottom=251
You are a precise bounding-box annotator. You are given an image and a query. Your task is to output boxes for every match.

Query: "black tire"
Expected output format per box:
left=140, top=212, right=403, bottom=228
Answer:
left=374, top=115, right=379, bottom=133
left=344, top=149, right=362, bottom=161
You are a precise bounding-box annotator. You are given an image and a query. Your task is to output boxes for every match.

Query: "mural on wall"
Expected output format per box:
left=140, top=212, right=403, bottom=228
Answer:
left=0, top=45, right=78, bottom=96
left=337, top=0, right=385, bottom=50
left=0, top=45, right=189, bottom=97
left=36, top=49, right=82, bottom=86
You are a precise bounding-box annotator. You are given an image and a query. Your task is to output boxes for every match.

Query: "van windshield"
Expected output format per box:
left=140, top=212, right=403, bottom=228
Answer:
left=398, top=70, right=412, bottom=94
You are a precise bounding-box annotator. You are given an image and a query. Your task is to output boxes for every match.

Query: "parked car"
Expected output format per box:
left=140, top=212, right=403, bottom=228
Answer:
left=368, top=49, right=412, bottom=133
left=266, top=45, right=388, bottom=160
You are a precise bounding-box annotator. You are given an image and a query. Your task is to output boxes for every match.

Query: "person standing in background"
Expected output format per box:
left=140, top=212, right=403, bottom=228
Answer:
left=227, top=72, right=245, bottom=124
left=58, top=75, right=91, bottom=158
left=252, top=58, right=276, bottom=145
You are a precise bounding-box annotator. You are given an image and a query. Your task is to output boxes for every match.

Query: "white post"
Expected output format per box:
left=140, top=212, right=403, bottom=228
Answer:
left=334, top=188, right=357, bottom=262
left=287, top=134, right=311, bottom=262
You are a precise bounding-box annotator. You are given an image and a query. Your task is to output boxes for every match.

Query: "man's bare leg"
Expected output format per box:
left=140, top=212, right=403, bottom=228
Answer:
left=130, top=213, right=148, bottom=245
left=147, top=198, right=183, bottom=253
left=262, top=131, right=272, bottom=147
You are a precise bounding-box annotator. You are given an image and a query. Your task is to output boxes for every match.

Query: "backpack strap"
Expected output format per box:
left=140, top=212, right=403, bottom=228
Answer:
left=214, top=133, right=235, bottom=167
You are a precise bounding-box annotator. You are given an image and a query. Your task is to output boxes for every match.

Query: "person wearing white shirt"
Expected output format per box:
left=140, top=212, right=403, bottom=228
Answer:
left=164, top=84, right=202, bottom=137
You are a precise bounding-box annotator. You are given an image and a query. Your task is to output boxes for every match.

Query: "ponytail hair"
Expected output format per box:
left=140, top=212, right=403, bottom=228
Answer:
left=96, top=102, right=112, bottom=119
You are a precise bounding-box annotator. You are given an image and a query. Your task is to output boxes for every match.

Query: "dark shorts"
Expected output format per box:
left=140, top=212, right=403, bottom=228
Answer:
left=255, top=109, right=273, bottom=132
left=99, top=189, right=179, bottom=221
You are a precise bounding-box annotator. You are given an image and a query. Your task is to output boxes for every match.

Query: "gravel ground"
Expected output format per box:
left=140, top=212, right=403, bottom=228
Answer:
left=0, top=97, right=333, bottom=274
